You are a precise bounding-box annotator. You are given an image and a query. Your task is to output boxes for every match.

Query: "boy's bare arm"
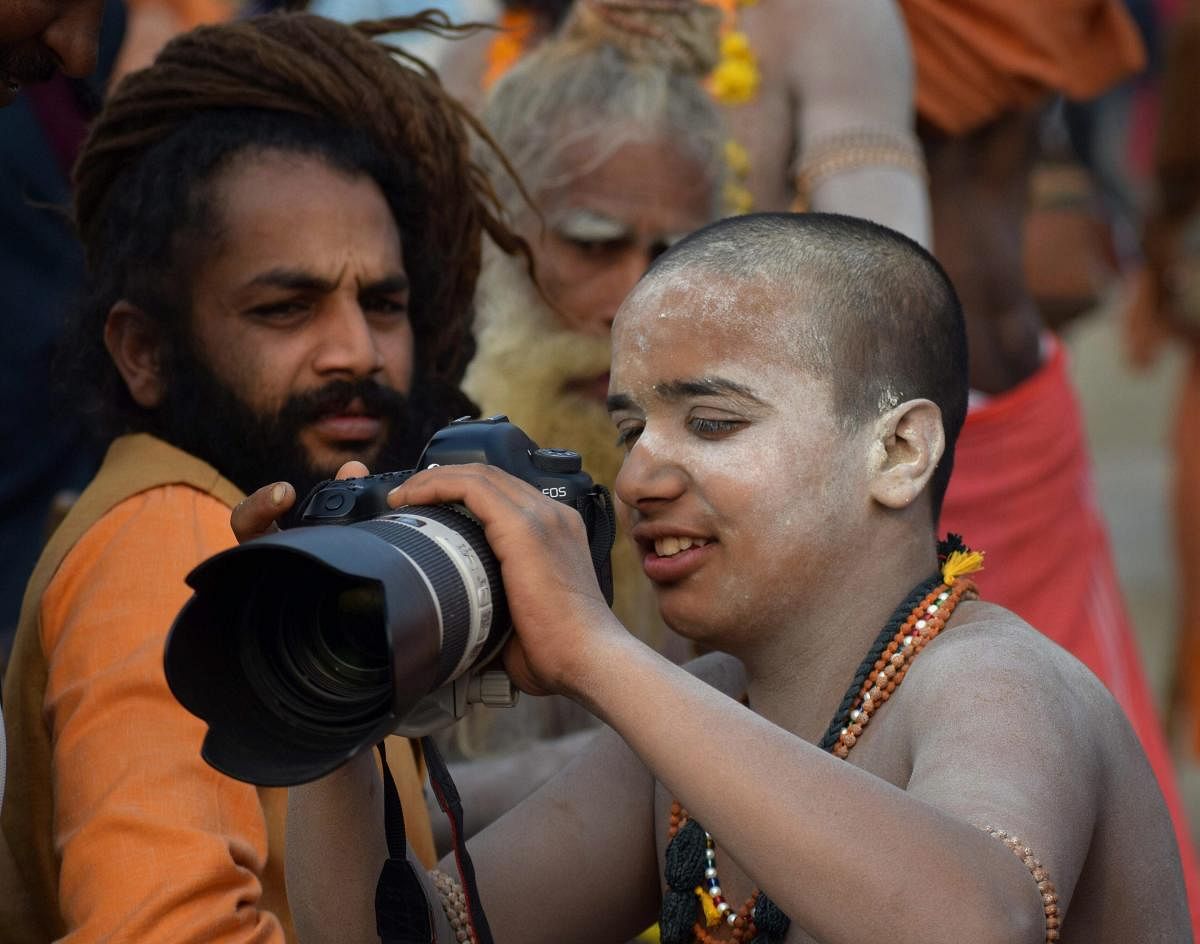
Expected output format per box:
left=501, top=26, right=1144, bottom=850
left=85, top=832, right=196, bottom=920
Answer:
left=288, top=751, right=391, bottom=944
left=431, top=728, right=599, bottom=852
left=567, top=629, right=1053, bottom=943
left=454, top=720, right=659, bottom=943
left=287, top=719, right=659, bottom=944
left=900, top=616, right=1189, bottom=930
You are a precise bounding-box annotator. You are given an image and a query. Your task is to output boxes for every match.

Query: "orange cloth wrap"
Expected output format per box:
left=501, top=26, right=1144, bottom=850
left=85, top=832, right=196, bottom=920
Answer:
left=0, top=435, right=434, bottom=943
left=941, top=345, right=1200, bottom=932
left=900, top=0, right=1147, bottom=135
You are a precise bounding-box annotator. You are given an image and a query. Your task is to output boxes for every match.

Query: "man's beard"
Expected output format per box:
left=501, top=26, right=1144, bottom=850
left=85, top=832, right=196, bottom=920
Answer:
left=152, top=342, right=419, bottom=501
left=462, top=245, right=622, bottom=490
left=0, top=42, right=58, bottom=87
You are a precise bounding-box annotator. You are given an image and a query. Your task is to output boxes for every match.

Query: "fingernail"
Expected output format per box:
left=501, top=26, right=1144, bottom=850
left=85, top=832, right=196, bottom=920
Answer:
left=271, top=483, right=287, bottom=505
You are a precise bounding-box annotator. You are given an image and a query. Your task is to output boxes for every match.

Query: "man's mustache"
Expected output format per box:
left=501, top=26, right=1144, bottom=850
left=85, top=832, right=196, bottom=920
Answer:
left=276, top=378, right=408, bottom=429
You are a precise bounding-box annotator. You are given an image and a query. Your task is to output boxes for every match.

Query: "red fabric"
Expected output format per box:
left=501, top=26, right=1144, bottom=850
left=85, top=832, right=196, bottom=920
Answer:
left=942, top=343, right=1200, bottom=929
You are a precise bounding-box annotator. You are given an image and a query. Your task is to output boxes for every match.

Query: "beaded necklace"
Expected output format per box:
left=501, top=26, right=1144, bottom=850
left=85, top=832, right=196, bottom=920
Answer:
left=659, top=540, right=983, bottom=944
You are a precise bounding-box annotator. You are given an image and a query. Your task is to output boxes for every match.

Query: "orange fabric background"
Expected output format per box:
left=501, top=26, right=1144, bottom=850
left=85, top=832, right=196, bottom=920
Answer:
left=2, top=436, right=434, bottom=942
left=901, top=0, right=1147, bottom=135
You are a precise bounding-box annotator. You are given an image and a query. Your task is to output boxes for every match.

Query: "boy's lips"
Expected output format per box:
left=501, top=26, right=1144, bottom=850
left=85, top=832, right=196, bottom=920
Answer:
left=633, top=525, right=718, bottom=584
left=640, top=541, right=715, bottom=584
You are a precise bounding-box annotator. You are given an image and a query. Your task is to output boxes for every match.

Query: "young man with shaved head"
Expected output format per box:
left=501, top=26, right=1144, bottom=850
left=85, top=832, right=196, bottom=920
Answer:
left=272, top=213, right=1189, bottom=943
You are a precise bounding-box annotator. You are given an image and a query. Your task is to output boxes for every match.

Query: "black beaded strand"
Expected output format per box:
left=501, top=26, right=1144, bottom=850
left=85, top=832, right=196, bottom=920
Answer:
left=815, top=574, right=941, bottom=751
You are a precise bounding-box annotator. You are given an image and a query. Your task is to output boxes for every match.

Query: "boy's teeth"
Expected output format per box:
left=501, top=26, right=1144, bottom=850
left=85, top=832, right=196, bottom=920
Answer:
left=654, top=536, right=708, bottom=557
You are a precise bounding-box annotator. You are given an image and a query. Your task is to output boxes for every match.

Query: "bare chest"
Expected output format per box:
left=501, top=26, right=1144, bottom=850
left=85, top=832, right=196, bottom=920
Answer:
left=649, top=712, right=912, bottom=942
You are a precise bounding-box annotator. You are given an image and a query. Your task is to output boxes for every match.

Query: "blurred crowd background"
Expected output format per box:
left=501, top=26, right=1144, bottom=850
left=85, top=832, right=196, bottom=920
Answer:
left=3, top=0, right=1200, bottom=847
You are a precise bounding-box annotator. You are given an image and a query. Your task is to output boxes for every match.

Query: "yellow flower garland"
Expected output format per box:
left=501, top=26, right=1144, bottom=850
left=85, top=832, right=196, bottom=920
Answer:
left=700, top=0, right=759, bottom=214
left=708, top=30, right=760, bottom=105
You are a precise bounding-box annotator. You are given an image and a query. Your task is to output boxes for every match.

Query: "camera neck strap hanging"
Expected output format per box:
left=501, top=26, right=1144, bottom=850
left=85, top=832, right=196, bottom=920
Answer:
left=375, top=738, right=496, bottom=944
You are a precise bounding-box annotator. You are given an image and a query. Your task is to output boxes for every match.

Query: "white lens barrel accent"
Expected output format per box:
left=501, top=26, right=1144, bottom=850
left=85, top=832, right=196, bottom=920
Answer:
left=379, top=512, right=495, bottom=683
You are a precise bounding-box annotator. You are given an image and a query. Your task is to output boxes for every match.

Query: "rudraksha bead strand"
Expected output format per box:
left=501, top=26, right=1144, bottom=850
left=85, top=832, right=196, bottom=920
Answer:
left=834, top=578, right=976, bottom=758
left=981, top=827, right=1061, bottom=942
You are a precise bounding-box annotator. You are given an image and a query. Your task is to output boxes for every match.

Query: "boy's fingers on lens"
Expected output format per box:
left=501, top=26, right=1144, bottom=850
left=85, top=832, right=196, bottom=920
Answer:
left=231, top=481, right=295, bottom=544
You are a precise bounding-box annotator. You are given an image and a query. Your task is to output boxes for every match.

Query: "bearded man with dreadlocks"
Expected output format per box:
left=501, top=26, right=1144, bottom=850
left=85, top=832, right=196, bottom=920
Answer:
left=0, top=13, right=524, bottom=943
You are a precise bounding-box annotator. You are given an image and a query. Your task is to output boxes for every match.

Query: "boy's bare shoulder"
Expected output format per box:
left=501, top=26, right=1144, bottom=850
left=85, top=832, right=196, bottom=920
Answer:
left=895, top=600, right=1139, bottom=756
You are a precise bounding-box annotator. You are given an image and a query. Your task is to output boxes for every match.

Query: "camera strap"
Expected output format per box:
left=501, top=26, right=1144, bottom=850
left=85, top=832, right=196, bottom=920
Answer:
left=375, top=739, right=496, bottom=944
left=375, top=742, right=434, bottom=943
left=574, top=485, right=617, bottom=606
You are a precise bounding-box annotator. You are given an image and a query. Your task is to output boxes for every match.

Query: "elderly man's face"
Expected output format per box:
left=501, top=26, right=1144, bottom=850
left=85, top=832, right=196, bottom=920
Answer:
left=526, top=137, right=713, bottom=398
left=0, top=0, right=105, bottom=105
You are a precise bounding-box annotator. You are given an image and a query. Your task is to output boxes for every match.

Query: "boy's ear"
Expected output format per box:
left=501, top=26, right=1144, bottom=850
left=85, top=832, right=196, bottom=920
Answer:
left=867, top=398, right=945, bottom=510
left=104, top=301, right=166, bottom=409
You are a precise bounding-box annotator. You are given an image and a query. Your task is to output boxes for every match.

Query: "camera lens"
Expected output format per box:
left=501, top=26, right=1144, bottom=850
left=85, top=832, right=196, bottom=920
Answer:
left=313, top=587, right=390, bottom=688
left=239, top=566, right=394, bottom=741
left=168, top=505, right=513, bottom=785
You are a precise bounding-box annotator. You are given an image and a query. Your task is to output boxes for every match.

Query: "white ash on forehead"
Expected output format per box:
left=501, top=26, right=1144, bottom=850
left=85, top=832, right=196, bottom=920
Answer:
left=616, top=265, right=834, bottom=368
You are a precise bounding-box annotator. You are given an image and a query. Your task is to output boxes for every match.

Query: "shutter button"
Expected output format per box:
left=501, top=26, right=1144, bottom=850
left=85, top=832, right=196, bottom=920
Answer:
left=531, top=448, right=582, bottom=473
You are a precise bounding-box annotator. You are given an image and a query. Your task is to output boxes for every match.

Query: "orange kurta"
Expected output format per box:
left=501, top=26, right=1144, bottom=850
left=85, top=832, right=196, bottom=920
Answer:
left=0, top=434, right=434, bottom=943
left=941, top=344, right=1200, bottom=929
left=900, top=0, right=1147, bottom=135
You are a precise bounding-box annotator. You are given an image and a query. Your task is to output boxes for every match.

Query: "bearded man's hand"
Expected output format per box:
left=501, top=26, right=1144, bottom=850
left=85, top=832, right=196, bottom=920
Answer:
left=230, top=461, right=369, bottom=543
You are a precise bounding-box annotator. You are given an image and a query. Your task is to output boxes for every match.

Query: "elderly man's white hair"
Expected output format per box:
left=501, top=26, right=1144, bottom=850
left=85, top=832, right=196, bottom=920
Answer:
left=478, top=0, right=727, bottom=218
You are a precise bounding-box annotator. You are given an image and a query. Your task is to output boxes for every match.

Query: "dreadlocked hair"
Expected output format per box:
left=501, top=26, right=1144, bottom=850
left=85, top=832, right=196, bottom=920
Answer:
left=65, top=11, right=528, bottom=442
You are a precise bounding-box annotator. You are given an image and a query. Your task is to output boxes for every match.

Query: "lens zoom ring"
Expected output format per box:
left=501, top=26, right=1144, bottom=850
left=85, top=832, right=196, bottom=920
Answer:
left=356, top=520, right=471, bottom=686
left=413, top=505, right=507, bottom=621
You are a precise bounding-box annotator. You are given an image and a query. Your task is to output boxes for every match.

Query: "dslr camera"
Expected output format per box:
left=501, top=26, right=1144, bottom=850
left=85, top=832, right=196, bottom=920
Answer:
left=165, top=416, right=616, bottom=787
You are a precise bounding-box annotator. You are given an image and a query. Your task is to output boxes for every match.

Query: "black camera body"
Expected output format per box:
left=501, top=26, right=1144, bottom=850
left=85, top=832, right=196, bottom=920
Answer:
left=165, top=416, right=615, bottom=787
left=295, top=414, right=601, bottom=527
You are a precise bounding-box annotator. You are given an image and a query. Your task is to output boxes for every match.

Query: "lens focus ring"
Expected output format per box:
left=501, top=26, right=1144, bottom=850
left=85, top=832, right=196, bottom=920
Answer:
left=354, top=518, right=473, bottom=687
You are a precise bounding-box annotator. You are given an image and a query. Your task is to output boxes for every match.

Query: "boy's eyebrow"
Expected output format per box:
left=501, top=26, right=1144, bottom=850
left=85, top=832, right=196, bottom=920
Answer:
left=655, top=377, right=766, bottom=404
left=606, top=378, right=766, bottom=414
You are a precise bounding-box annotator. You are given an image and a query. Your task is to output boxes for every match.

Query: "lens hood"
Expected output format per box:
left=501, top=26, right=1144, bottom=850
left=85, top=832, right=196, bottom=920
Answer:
left=166, top=525, right=443, bottom=786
